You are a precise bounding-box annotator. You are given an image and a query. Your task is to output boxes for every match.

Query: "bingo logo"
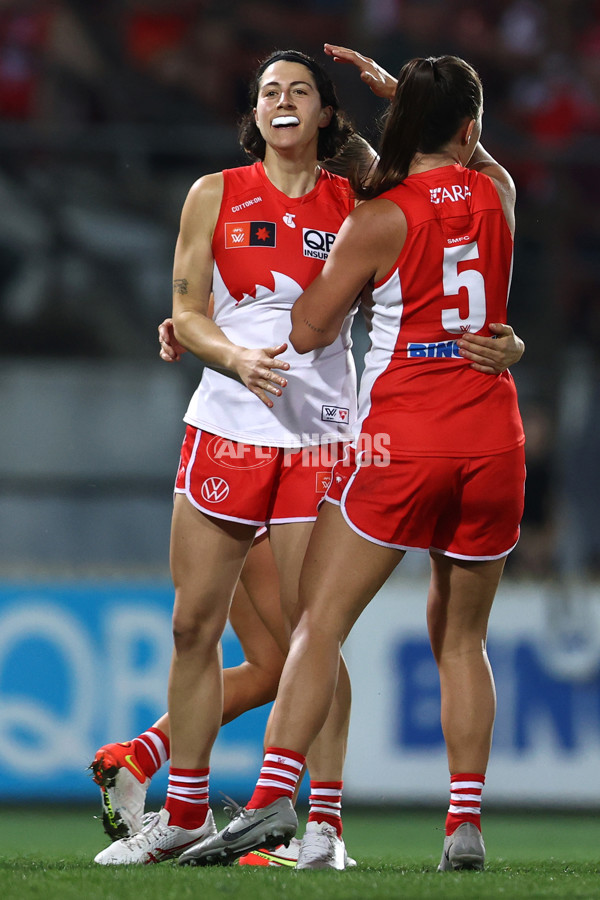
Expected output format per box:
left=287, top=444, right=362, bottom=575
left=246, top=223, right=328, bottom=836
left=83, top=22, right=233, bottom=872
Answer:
left=206, top=436, right=278, bottom=470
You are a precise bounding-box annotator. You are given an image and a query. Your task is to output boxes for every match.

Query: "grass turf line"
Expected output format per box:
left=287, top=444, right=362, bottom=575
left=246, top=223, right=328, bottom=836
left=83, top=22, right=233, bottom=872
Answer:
left=0, top=806, right=598, bottom=900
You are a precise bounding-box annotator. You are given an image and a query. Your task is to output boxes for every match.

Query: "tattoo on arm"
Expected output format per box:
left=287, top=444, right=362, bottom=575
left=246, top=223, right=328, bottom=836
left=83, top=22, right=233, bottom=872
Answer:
left=303, top=317, right=325, bottom=334
left=173, top=278, right=189, bottom=295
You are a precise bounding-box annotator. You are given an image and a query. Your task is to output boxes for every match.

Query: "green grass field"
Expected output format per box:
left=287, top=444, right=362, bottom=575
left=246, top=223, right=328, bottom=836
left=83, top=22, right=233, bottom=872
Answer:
left=1, top=806, right=599, bottom=900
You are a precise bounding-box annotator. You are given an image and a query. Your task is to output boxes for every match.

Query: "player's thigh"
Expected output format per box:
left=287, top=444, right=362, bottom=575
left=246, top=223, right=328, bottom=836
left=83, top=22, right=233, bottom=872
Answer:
left=230, top=544, right=287, bottom=672
left=170, top=493, right=255, bottom=635
left=266, top=443, right=347, bottom=626
left=296, top=501, right=404, bottom=642
left=268, top=520, right=315, bottom=627
left=237, top=532, right=288, bottom=654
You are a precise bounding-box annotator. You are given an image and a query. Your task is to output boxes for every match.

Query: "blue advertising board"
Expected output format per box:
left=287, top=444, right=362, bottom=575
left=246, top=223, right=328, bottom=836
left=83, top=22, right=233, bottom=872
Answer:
left=2, top=577, right=600, bottom=807
left=342, top=578, right=600, bottom=806
left=0, top=581, right=274, bottom=804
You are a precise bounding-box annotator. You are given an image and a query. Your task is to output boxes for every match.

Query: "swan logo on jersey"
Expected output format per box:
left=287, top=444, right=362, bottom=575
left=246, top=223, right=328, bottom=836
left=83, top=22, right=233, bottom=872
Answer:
left=206, top=436, right=278, bottom=469
left=200, top=477, right=230, bottom=503
left=303, top=228, right=336, bottom=259
left=321, top=405, right=349, bottom=423
left=225, top=221, right=276, bottom=248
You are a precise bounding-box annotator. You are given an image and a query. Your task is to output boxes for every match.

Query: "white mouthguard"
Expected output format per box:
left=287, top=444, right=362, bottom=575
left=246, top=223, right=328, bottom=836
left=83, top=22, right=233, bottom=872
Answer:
left=272, top=116, right=300, bottom=127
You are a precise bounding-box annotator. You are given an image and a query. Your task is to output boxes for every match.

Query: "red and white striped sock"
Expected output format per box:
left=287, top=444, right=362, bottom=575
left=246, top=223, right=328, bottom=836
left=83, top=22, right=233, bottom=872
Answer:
left=132, top=727, right=170, bottom=779
left=308, top=780, right=343, bottom=837
left=164, top=767, right=209, bottom=830
left=246, top=747, right=305, bottom=809
left=445, top=773, right=485, bottom=835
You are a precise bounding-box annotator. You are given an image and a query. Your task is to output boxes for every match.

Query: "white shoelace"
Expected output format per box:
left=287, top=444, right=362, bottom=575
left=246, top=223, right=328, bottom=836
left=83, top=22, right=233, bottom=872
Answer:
left=120, top=812, right=165, bottom=851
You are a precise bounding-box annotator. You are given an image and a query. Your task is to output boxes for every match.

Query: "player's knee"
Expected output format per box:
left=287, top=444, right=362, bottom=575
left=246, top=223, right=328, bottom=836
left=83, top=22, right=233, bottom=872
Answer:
left=171, top=607, right=225, bottom=654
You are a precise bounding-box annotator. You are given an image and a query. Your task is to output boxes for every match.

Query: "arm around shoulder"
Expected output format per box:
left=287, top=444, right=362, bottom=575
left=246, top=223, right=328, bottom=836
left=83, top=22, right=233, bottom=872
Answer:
left=290, top=199, right=404, bottom=352
left=467, top=143, right=516, bottom=234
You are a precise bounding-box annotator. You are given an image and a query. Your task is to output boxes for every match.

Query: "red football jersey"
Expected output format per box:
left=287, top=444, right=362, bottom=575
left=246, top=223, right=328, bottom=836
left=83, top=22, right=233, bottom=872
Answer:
left=357, top=164, right=524, bottom=457
left=184, top=161, right=357, bottom=447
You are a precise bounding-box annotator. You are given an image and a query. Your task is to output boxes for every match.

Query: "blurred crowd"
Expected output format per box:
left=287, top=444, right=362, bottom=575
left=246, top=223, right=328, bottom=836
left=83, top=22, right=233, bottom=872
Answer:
left=2, top=0, right=600, bottom=578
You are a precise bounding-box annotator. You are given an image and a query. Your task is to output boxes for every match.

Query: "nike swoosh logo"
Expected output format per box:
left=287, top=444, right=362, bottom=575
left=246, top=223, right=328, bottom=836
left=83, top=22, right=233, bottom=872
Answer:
left=125, top=754, right=145, bottom=779
left=221, top=812, right=278, bottom=842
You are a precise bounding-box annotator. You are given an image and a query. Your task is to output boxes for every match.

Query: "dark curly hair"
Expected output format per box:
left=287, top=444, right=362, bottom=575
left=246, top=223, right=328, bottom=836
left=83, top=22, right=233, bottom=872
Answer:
left=239, top=50, right=353, bottom=162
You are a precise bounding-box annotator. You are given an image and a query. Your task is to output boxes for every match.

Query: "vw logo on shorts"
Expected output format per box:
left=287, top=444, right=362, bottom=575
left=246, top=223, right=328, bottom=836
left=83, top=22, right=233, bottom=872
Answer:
left=201, top=477, right=230, bottom=503
left=206, top=436, right=278, bottom=470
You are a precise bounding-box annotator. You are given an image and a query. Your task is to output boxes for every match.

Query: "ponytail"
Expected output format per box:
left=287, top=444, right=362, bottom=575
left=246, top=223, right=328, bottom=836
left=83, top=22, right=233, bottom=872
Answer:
left=353, top=55, right=482, bottom=200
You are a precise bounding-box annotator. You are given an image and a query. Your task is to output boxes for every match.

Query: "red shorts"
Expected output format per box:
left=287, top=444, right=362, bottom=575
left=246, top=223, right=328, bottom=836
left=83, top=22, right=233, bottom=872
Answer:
left=326, top=445, right=526, bottom=560
left=175, top=425, right=345, bottom=526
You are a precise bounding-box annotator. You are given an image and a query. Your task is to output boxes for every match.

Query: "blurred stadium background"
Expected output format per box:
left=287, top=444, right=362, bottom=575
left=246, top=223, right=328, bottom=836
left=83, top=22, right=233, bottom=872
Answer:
left=0, top=0, right=599, bottom=815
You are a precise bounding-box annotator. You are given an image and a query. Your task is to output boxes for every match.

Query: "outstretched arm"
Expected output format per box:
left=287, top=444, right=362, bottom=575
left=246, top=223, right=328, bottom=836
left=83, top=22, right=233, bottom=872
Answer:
left=324, top=43, right=397, bottom=100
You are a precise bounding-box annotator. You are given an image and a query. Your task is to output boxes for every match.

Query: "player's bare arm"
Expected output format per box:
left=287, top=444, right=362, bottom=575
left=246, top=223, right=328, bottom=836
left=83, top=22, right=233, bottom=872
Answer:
left=172, top=174, right=289, bottom=408
left=467, top=142, right=516, bottom=235
left=291, top=199, right=405, bottom=353
left=159, top=294, right=217, bottom=362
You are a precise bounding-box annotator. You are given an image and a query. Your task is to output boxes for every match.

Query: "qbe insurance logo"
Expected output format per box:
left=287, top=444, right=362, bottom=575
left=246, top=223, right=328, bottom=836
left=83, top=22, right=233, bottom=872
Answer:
left=303, top=228, right=336, bottom=259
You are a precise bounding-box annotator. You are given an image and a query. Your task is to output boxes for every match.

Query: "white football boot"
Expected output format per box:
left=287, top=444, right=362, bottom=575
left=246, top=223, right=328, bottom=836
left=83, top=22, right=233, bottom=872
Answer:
left=296, top=820, right=352, bottom=870
left=90, top=741, right=150, bottom=840
left=94, top=807, right=216, bottom=865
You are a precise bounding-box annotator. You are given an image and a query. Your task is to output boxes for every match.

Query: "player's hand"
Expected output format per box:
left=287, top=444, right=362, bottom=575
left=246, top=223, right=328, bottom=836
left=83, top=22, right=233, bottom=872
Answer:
left=158, top=317, right=187, bottom=362
left=232, top=343, right=290, bottom=408
left=324, top=43, right=397, bottom=100
left=458, top=323, right=524, bottom=375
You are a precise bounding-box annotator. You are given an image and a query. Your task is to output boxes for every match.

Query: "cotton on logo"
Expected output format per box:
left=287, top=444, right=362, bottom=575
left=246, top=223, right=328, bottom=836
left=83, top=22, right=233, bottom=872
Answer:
left=200, top=477, right=230, bottom=503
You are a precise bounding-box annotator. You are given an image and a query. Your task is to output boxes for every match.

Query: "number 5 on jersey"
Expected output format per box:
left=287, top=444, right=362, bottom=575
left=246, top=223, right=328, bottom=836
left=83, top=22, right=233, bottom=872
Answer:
left=442, top=241, right=486, bottom=334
